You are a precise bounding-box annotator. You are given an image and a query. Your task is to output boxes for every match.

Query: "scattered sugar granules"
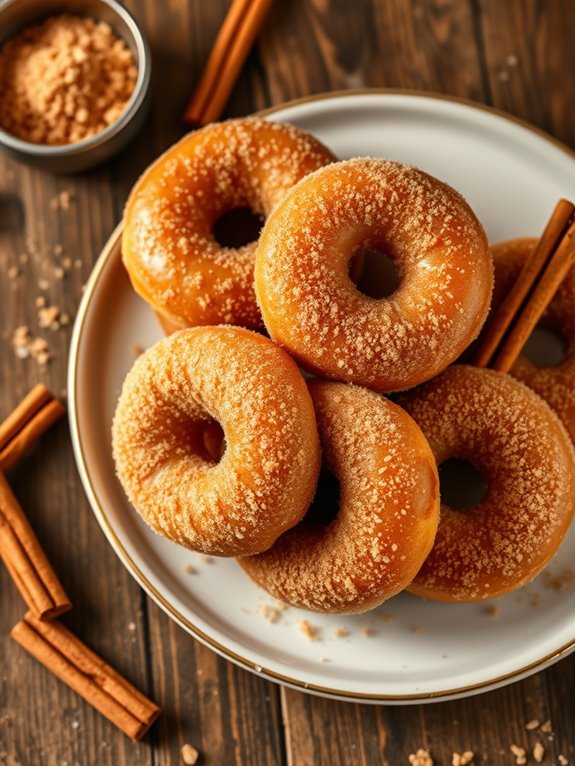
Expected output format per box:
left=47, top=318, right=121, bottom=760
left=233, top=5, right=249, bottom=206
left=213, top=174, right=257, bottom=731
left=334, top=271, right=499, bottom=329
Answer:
left=533, top=741, right=544, bottom=763
left=12, top=326, right=51, bottom=365
left=260, top=605, right=281, bottom=624
left=298, top=620, right=317, bottom=640
left=0, top=15, right=137, bottom=145
left=181, top=743, right=199, bottom=765
left=409, top=748, right=432, bottom=766
left=510, top=744, right=526, bottom=765
left=452, top=752, right=474, bottom=766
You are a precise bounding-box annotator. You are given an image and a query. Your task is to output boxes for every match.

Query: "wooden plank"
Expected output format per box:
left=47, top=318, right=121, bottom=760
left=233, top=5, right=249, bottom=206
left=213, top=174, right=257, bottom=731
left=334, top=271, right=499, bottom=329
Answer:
left=476, top=0, right=575, bottom=148
left=0, top=157, right=153, bottom=763
left=258, top=0, right=486, bottom=104
left=148, top=601, right=285, bottom=766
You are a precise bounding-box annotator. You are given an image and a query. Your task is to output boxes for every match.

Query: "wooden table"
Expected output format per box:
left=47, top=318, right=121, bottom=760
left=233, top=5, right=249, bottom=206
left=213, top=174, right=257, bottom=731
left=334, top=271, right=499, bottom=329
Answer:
left=1, top=1, right=575, bottom=764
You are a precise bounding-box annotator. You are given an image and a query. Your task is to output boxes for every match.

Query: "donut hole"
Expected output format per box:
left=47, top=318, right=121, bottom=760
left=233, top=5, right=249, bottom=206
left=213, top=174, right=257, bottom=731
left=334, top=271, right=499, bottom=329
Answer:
left=199, top=420, right=226, bottom=463
left=213, top=207, right=265, bottom=248
left=438, top=457, right=488, bottom=510
left=522, top=325, right=567, bottom=367
left=351, top=246, right=401, bottom=299
left=303, top=466, right=341, bottom=526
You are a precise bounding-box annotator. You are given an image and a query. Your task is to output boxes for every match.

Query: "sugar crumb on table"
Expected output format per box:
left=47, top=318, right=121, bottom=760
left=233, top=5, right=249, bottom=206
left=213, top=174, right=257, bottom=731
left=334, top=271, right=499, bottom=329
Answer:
left=452, top=752, right=474, bottom=766
left=409, top=748, right=432, bottom=766
left=510, top=744, right=526, bottom=765
left=181, top=743, right=200, bottom=765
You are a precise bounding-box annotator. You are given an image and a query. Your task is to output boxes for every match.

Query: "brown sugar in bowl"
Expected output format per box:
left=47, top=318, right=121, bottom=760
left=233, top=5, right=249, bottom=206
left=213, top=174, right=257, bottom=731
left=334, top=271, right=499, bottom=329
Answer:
left=0, top=0, right=151, bottom=173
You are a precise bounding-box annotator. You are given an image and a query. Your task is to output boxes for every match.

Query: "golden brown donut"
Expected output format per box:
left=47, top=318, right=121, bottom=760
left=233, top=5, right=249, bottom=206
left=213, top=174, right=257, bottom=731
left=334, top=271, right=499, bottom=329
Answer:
left=254, top=158, right=493, bottom=392
left=112, top=326, right=321, bottom=556
left=122, top=118, right=335, bottom=332
left=490, top=237, right=575, bottom=441
left=398, top=365, right=575, bottom=602
left=239, top=380, right=440, bottom=614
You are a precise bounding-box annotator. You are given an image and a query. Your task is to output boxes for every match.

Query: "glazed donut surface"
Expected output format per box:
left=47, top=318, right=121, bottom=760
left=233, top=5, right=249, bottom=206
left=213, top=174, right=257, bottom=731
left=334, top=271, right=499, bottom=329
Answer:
left=255, top=157, right=493, bottom=392
left=112, top=326, right=321, bottom=557
left=123, top=118, right=335, bottom=331
left=491, top=237, right=575, bottom=442
left=398, top=365, right=575, bottom=601
left=239, top=380, right=440, bottom=614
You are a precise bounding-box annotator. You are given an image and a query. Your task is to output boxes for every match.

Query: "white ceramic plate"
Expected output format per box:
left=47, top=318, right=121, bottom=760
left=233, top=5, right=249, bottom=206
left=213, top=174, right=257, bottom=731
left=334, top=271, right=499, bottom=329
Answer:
left=68, top=91, right=575, bottom=704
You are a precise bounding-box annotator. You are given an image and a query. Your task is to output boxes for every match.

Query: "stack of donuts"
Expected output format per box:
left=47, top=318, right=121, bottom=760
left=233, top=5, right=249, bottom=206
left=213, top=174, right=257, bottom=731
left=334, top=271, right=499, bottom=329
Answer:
left=112, top=118, right=575, bottom=615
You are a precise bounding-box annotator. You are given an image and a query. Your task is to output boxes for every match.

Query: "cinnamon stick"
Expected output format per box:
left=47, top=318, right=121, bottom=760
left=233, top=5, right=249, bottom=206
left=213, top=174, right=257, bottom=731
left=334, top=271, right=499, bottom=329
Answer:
left=474, top=199, right=575, bottom=368
left=0, top=384, right=52, bottom=453
left=183, top=0, right=253, bottom=126
left=492, top=218, right=575, bottom=372
left=0, top=471, right=71, bottom=619
left=0, top=398, right=66, bottom=471
left=11, top=612, right=160, bottom=740
left=183, top=0, right=273, bottom=126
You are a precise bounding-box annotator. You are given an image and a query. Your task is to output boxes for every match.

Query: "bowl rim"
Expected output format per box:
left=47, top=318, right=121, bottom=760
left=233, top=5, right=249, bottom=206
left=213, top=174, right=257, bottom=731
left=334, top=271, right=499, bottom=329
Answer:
left=0, top=0, right=151, bottom=158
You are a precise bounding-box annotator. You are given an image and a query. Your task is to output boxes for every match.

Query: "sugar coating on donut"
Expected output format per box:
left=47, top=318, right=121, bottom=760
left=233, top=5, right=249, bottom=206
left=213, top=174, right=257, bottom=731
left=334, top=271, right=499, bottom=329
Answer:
left=255, top=157, right=493, bottom=391
left=112, top=326, right=321, bottom=556
left=491, top=237, right=575, bottom=442
left=123, top=119, right=336, bottom=329
left=239, top=381, right=440, bottom=613
left=398, top=365, right=575, bottom=601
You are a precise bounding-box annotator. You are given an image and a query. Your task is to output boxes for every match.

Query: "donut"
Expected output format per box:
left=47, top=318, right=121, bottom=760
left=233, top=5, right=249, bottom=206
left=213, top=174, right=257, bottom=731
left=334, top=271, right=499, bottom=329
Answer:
left=112, top=326, right=321, bottom=557
left=254, top=158, right=493, bottom=392
left=490, top=237, right=575, bottom=441
left=239, top=380, right=440, bottom=614
left=397, top=365, right=575, bottom=601
left=122, top=118, right=336, bottom=332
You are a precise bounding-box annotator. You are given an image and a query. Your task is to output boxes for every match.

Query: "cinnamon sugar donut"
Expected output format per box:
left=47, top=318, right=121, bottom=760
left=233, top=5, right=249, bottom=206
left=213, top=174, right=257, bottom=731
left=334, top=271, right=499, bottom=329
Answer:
left=122, top=118, right=335, bottom=332
left=255, top=158, right=493, bottom=392
left=491, top=237, right=575, bottom=441
left=112, top=326, right=321, bottom=557
left=239, top=381, right=440, bottom=614
left=398, top=365, right=575, bottom=602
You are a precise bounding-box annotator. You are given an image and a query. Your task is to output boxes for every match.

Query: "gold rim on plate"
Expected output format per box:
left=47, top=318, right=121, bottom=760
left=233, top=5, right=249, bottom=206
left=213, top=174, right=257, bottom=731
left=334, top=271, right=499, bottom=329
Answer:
left=68, top=89, right=575, bottom=703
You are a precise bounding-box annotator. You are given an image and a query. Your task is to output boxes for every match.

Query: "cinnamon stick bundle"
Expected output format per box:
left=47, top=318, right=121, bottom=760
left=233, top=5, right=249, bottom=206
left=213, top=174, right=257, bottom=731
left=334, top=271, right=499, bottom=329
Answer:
left=0, top=471, right=71, bottom=619
left=11, top=612, right=160, bottom=740
left=183, top=0, right=273, bottom=126
left=0, top=384, right=66, bottom=470
left=474, top=199, right=575, bottom=369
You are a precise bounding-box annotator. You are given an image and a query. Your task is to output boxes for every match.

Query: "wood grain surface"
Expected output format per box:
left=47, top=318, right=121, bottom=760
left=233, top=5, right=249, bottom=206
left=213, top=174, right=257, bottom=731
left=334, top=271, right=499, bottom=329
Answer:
left=1, top=1, right=575, bottom=764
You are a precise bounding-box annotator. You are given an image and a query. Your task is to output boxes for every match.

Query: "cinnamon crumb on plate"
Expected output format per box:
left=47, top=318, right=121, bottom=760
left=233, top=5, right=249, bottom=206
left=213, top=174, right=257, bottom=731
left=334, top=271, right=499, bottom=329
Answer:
left=298, top=620, right=317, bottom=640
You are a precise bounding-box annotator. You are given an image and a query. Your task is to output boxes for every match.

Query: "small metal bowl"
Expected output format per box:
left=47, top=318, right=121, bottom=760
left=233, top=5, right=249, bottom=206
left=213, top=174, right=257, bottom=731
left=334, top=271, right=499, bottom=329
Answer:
left=0, top=0, right=151, bottom=173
